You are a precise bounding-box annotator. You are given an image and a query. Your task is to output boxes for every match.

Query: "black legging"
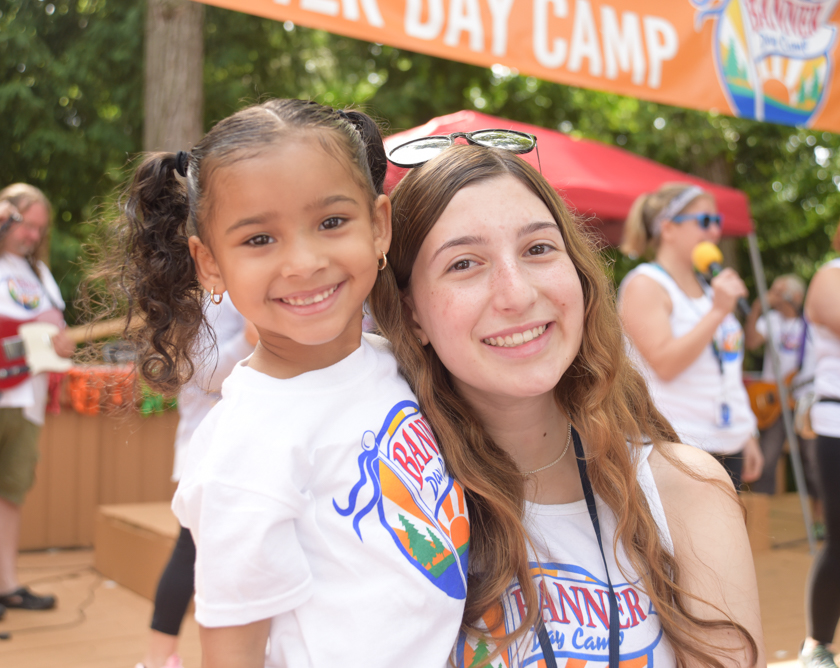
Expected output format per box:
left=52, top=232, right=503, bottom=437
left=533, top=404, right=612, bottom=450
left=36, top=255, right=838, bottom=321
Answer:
left=806, top=434, right=840, bottom=643
left=151, top=526, right=196, bottom=636
left=713, top=451, right=744, bottom=491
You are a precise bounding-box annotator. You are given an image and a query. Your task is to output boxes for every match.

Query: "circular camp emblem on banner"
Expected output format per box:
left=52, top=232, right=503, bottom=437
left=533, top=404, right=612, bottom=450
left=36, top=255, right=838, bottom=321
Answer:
left=693, top=0, right=840, bottom=126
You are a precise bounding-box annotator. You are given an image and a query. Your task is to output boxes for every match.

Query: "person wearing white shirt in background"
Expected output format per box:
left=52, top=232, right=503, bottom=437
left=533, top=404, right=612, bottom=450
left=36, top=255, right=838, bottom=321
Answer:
left=0, top=185, right=74, bottom=620
left=618, top=183, right=763, bottom=490
left=137, top=298, right=255, bottom=668
left=799, top=223, right=840, bottom=668
left=744, top=275, right=820, bottom=512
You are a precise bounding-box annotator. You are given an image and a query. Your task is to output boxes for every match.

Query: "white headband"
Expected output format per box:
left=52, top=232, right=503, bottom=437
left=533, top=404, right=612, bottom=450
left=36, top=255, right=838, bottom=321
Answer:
left=650, top=185, right=706, bottom=236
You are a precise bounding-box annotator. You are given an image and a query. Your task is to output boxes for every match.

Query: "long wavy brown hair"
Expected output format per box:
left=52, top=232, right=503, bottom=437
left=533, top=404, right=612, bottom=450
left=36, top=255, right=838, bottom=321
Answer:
left=369, top=145, right=757, bottom=667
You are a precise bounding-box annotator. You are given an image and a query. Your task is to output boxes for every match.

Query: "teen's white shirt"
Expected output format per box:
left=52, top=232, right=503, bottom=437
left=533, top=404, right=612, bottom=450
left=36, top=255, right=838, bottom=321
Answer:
left=456, top=444, right=675, bottom=668
left=0, top=254, right=65, bottom=425
left=173, top=334, right=469, bottom=668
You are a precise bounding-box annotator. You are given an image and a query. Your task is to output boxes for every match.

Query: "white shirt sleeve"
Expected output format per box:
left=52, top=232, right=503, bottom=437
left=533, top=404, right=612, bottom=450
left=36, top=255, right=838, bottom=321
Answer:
left=183, top=481, right=313, bottom=628
left=172, top=395, right=313, bottom=628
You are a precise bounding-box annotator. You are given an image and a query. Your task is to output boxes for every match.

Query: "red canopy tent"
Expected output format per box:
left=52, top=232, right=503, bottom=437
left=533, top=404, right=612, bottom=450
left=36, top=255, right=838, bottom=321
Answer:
left=384, top=110, right=753, bottom=244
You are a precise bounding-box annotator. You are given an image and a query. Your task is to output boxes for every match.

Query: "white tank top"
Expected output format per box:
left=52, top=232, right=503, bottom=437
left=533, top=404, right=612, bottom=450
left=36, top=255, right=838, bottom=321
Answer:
left=455, top=444, right=676, bottom=667
left=618, top=264, right=755, bottom=455
left=810, top=258, right=840, bottom=438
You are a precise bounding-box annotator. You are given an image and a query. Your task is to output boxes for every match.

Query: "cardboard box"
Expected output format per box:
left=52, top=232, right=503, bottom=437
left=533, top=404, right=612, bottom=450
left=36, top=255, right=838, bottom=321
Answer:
left=94, top=503, right=180, bottom=600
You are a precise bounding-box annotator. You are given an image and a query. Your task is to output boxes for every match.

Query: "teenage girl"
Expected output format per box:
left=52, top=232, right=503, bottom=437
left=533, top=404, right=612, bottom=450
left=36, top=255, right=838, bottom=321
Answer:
left=96, top=99, right=469, bottom=668
left=370, top=145, right=762, bottom=667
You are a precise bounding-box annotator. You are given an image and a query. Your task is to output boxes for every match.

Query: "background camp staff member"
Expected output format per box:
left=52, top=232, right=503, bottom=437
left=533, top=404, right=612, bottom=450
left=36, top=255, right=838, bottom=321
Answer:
left=0, top=185, right=74, bottom=618
left=137, top=298, right=254, bottom=668
left=799, top=224, right=840, bottom=668
left=744, top=275, right=820, bottom=500
left=618, top=183, right=762, bottom=489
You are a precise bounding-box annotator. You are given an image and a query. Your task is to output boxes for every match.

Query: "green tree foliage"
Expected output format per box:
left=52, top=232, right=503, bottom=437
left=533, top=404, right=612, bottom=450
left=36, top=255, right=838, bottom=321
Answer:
left=0, top=0, right=143, bottom=320
left=2, top=2, right=838, bottom=324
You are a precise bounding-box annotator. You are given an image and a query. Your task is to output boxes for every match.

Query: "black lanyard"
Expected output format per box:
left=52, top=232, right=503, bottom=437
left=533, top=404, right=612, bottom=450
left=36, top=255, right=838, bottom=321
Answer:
left=537, top=426, right=620, bottom=668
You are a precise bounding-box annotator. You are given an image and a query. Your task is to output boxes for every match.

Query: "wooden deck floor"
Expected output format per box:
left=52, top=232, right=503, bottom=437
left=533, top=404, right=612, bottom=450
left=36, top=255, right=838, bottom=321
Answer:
left=0, top=493, right=836, bottom=667
left=0, top=549, right=199, bottom=668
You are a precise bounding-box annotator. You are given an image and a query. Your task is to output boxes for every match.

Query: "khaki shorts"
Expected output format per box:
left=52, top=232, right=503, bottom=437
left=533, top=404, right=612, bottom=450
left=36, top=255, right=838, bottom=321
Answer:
left=0, top=407, right=42, bottom=505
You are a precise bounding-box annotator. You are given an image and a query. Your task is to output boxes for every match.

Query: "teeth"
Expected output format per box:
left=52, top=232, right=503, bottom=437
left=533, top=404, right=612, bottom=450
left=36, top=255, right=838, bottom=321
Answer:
left=281, top=284, right=338, bottom=306
left=483, top=325, right=547, bottom=348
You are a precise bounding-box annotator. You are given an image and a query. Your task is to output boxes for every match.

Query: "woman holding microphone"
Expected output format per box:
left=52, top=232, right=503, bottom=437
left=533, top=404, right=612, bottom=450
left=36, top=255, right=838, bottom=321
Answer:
left=618, top=183, right=762, bottom=488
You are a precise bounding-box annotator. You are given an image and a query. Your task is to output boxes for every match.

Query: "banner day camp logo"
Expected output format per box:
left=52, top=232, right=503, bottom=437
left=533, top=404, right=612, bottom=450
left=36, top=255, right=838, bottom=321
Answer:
left=334, top=400, right=470, bottom=599
left=197, top=0, right=840, bottom=131
left=693, top=0, right=840, bottom=126
left=456, top=562, right=665, bottom=667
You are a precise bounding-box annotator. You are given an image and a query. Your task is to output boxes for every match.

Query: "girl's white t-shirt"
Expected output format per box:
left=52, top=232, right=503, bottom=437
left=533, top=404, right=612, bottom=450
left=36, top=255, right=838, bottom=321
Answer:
left=173, top=334, right=469, bottom=668
left=619, top=264, right=755, bottom=455
left=455, top=444, right=675, bottom=667
left=0, top=254, right=65, bottom=425
left=810, top=258, right=840, bottom=437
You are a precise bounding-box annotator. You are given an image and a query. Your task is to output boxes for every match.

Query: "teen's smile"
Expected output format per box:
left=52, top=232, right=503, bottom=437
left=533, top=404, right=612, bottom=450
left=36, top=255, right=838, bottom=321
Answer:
left=481, top=322, right=551, bottom=349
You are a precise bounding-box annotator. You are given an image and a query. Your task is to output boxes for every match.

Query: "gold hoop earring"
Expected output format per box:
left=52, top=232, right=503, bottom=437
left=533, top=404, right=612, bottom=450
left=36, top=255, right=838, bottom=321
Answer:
left=210, top=286, right=223, bottom=305
left=377, top=251, right=387, bottom=271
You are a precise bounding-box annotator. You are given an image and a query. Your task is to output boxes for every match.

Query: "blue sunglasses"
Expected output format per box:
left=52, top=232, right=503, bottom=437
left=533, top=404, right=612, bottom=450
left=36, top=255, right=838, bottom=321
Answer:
left=671, top=213, right=723, bottom=229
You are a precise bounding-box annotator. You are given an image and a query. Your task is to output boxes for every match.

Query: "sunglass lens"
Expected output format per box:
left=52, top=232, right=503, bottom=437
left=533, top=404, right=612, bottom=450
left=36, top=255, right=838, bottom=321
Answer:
left=388, top=136, right=452, bottom=167
left=469, top=130, right=535, bottom=153
left=700, top=214, right=722, bottom=229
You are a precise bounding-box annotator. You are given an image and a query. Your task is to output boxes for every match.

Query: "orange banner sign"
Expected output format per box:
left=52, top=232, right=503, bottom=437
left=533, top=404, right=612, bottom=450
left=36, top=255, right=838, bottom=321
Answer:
left=196, top=0, right=840, bottom=132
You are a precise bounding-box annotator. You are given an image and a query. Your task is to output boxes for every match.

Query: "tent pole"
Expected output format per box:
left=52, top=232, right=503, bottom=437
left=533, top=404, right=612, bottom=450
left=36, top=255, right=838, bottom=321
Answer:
left=746, top=233, right=816, bottom=554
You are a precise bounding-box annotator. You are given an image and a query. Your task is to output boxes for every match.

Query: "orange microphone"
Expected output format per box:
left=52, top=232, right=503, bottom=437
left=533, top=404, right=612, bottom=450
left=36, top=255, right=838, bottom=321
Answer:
left=692, top=241, right=750, bottom=315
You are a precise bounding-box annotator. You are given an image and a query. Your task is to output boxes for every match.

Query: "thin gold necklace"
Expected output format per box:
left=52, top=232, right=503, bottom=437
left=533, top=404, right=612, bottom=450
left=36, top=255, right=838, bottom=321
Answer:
left=520, top=420, right=572, bottom=476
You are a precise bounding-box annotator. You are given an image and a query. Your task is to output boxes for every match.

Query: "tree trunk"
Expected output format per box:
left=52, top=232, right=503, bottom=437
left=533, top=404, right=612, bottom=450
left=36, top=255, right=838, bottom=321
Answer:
left=144, top=0, right=204, bottom=152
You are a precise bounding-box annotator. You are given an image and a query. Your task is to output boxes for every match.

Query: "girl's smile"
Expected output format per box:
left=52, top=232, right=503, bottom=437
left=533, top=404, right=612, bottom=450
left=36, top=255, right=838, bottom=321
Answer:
left=276, top=281, right=343, bottom=308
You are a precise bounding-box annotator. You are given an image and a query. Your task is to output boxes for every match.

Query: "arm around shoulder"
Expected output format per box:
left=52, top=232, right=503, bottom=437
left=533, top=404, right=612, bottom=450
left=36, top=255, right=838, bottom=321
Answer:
left=648, top=442, right=765, bottom=668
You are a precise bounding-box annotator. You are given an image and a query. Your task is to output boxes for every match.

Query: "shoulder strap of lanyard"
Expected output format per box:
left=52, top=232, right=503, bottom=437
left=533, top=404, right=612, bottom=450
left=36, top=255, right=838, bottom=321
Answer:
left=538, top=427, right=620, bottom=667
left=796, top=318, right=808, bottom=370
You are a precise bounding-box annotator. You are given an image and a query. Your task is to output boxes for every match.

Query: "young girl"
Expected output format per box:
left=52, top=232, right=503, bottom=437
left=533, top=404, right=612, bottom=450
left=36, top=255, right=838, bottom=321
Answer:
left=370, top=144, right=762, bottom=667
left=96, top=99, right=469, bottom=668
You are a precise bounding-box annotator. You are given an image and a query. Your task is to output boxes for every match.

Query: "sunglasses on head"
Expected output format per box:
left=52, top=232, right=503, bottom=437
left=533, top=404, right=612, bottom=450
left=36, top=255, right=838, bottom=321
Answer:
left=671, top=213, right=723, bottom=229
left=387, top=129, right=540, bottom=170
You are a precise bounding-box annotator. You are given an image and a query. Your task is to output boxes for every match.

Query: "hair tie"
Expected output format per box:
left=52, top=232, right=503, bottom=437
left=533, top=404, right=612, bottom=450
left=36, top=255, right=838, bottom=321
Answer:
left=650, top=185, right=705, bottom=236
left=337, top=109, right=359, bottom=133
left=174, top=150, right=191, bottom=178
